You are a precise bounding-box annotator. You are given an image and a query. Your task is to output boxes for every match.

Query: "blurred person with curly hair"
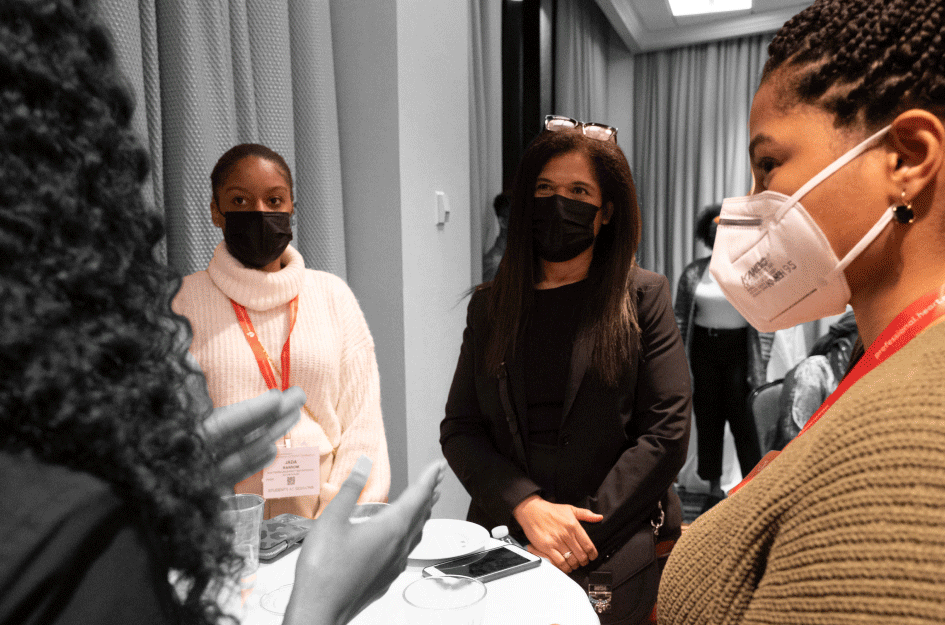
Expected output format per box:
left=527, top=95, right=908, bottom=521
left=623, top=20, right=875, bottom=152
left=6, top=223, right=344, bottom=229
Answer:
left=658, top=0, right=945, bottom=622
left=0, top=1, right=440, bottom=624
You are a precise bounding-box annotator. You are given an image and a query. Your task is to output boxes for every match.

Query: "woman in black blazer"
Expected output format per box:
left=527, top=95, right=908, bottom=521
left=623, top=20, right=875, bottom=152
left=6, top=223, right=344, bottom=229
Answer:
left=440, top=117, right=691, bottom=624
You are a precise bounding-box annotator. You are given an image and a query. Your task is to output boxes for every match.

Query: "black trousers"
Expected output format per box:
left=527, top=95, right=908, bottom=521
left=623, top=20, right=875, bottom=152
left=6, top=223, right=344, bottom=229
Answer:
left=690, top=325, right=761, bottom=482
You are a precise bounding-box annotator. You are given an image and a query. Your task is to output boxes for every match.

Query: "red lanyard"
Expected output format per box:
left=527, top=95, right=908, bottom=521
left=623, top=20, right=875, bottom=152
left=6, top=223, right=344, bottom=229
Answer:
left=731, top=284, right=945, bottom=494
left=230, top=296, right=299, bottom=391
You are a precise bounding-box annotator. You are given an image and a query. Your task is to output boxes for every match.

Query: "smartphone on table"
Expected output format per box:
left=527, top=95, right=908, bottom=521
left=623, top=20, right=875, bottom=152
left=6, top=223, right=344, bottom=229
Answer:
left=421, top=544, right=541, bottom=582
left=259, top=513, right=313, bottom=561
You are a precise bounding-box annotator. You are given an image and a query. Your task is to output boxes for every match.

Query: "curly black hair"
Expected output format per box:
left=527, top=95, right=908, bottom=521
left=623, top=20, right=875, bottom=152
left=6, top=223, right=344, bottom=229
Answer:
left=0, top=1, right=239, bottom=623
left=762, top=0, right=945, bottom=128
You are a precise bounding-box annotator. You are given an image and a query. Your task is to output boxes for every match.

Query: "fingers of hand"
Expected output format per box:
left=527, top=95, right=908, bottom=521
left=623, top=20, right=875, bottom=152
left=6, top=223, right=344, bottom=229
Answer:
left=209, top=387, right=305, bottom=452
left=572, top=505, right=604, bottom=523
left=556, top=549, right=575, bottom=574
left=281, top=386, right=307, bottom=411
left=567, top=507, right=600, bottom=562
left=394, top=460, right=445, bottom=526
left=320, top=455, right=373, bottom=524
left=526, top=544, right=552, bottom=561
left=202, top=389, right=282, bottom=452
left=560, top=539, right=591, bottom=568
left=377, top=461, right=444, bottom=557
left=216, top=436, right=278, bottom=486
left=528, top=509, right=594, bottom=567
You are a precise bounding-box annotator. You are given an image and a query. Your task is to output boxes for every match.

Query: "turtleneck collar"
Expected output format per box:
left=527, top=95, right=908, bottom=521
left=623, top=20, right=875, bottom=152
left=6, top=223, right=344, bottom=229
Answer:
left=207, top=241, right=305, bottom=311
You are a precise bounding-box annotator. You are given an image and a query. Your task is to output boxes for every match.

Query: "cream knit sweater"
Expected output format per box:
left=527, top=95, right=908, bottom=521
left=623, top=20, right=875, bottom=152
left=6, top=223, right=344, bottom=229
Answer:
left=658, top=321, right=945, bottom=624
left=173, top=242, right=390, bottom=519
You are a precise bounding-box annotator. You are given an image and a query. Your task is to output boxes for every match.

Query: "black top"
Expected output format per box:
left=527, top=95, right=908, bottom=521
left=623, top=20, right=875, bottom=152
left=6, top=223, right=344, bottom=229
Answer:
left=0, top=451, right=177, bottom=625
left=524, top=279, right=590, bottom=445
left=441, top=267, right=691, bottom=561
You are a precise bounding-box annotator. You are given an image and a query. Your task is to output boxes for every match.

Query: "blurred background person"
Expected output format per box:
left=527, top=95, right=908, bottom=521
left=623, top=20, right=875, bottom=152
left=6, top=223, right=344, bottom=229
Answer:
left=442, top=116, right=691, bottom=624
left=173, top=144, right=390, bottom=519
left=773, top=310, right=860, bottom=450
left=0, top=1, right=439, bottom=623
left=482, top=190, right=511, bottom=282
left=674, top=205, right=769, bottom=511
left=659, top=0, right=945, bottom=621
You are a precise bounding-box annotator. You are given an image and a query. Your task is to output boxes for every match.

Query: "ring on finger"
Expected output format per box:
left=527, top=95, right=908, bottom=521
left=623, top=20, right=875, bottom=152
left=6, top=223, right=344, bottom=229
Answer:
left=563, top=551, right=572, bottom=560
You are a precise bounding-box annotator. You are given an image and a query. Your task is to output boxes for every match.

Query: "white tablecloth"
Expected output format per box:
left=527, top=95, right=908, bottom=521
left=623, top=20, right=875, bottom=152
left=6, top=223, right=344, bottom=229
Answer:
left=242, top=538, right=600, bottom=625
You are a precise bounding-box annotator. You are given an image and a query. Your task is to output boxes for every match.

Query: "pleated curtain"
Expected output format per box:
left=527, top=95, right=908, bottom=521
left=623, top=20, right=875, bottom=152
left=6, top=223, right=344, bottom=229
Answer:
left=468, top=0, right=502, bottom=284
left=554, top=0, right=611, bottom=125
left=92, top=0, right=347, bottom=279
left=554, top=0, right=771, bottom=293
left=631, top=34, right=772, bottom=292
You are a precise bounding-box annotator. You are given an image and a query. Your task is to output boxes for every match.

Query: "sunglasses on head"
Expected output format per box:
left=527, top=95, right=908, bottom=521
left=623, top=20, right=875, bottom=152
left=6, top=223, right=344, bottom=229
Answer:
left=543, top=115, right=618, bottom=144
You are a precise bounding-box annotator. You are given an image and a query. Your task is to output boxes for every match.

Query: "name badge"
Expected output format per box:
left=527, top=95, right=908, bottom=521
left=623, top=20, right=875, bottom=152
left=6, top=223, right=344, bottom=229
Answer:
left=263, top=444, right=320, bottom=499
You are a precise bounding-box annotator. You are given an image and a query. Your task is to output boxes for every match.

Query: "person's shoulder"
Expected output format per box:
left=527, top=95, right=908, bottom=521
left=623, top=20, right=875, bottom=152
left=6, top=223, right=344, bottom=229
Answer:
left=631, top=267, right=672, bottom=301
left=632, top=267, right=669, bottom=288
left=468, top=283, right=493, bottom=315
left=0, top=451, right=123, bottom=579
left=304, top=268, right=354, bottom=294
left=174, top=270, right=213, bottom=299
left=303, top=269, right=362, bottom=307
left=0, top=450, right=115, bottom=507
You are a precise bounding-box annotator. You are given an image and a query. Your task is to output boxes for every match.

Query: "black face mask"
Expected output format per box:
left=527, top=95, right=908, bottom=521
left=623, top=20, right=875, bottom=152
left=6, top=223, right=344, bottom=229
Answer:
left=223, top=211, right=293, bottom=268
left=531, top=194, right=600, bottom=262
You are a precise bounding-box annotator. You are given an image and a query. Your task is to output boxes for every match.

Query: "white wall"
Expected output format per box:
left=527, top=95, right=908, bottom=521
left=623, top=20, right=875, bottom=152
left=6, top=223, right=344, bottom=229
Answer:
left=332, top=0, right=472, bottom=521
left=397, top=0, right=473, bottom=520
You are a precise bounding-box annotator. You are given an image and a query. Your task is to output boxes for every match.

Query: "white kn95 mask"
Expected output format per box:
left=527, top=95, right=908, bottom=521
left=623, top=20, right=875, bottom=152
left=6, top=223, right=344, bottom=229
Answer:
left=709, top=125, right=894, bottom=332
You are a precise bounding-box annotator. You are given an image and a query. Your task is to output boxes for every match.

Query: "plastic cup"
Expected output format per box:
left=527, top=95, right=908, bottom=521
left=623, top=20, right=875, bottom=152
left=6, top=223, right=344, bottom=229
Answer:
left=402, top=575, right=487, bottom=625
left=220, top=493, right=265, bottom=602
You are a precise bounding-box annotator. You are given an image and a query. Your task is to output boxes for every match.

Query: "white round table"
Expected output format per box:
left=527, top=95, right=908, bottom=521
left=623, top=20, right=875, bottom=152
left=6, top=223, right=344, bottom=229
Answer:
left=241, top=537, right=600, bottom=625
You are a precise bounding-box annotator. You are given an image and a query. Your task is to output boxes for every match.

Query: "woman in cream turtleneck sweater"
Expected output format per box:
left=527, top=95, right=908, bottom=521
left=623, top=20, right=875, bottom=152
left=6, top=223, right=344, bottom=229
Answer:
left=173, top=143, right=390, bottom=519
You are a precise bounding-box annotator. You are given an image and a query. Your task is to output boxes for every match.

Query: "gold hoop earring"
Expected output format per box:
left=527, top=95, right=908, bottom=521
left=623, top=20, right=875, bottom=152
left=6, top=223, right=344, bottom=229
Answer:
left=893, top=190, right=915, bottom=224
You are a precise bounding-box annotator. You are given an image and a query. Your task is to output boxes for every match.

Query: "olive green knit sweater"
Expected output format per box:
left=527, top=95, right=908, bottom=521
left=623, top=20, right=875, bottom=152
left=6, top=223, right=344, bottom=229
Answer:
left=658, top=322, right=945, bottom=624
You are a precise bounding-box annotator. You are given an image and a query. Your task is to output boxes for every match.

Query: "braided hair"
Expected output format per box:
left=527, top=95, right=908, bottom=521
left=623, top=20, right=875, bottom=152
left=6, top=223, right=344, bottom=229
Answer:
left=762, top=0, right=945, bottom=128
left=0, top=1, right=239, bottom=623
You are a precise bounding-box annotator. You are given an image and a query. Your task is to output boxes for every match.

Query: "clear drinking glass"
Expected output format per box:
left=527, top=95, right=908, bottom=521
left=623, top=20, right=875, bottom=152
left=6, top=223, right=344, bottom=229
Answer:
left=219, top=493, right=265, bottom=603
left=402, top=575, right=487, bottom=625
left=260, top=583, right=294, bottom=615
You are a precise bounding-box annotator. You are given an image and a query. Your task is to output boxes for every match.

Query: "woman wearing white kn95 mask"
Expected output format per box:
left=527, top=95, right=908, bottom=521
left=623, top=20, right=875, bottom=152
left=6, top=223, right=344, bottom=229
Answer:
left=658, top=0, right=945, bottom=623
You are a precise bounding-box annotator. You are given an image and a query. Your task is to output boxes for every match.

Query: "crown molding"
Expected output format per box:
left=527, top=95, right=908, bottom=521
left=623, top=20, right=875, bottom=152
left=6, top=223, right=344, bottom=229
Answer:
left=594, top=1, right=808, bottom=53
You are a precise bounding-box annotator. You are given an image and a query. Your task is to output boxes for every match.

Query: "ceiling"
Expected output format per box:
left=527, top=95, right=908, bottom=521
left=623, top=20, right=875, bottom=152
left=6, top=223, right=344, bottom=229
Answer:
left=594, top=0, right=813, bottom=53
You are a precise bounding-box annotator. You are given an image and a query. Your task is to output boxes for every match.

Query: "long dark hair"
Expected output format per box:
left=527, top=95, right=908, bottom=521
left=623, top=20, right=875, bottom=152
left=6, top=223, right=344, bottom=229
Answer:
left=762, top=0, right=945, bottom=128
left=0, top=1, right=238, bottom=623
left=485, top=129, right=642, bottom=386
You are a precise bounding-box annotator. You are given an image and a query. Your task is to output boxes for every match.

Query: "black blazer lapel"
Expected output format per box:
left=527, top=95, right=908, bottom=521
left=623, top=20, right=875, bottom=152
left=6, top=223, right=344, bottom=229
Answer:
left=561, top=331, right=593, bottom=426
left=506, top=352, right=529, bottom=449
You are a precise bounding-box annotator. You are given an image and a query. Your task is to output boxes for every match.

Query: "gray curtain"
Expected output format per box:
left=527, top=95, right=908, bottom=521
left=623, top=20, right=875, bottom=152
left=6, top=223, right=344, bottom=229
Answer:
left=468, top=0, right=502, bottom=285
left=631, top=34, right=772, bottom=292
left=554, top=0, right=611, bottom=124
left=554, top=11, right=778, bottom=493
left=94, top=0, right=346, bottom=279
left=552, top=0, right=771, bottom=292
